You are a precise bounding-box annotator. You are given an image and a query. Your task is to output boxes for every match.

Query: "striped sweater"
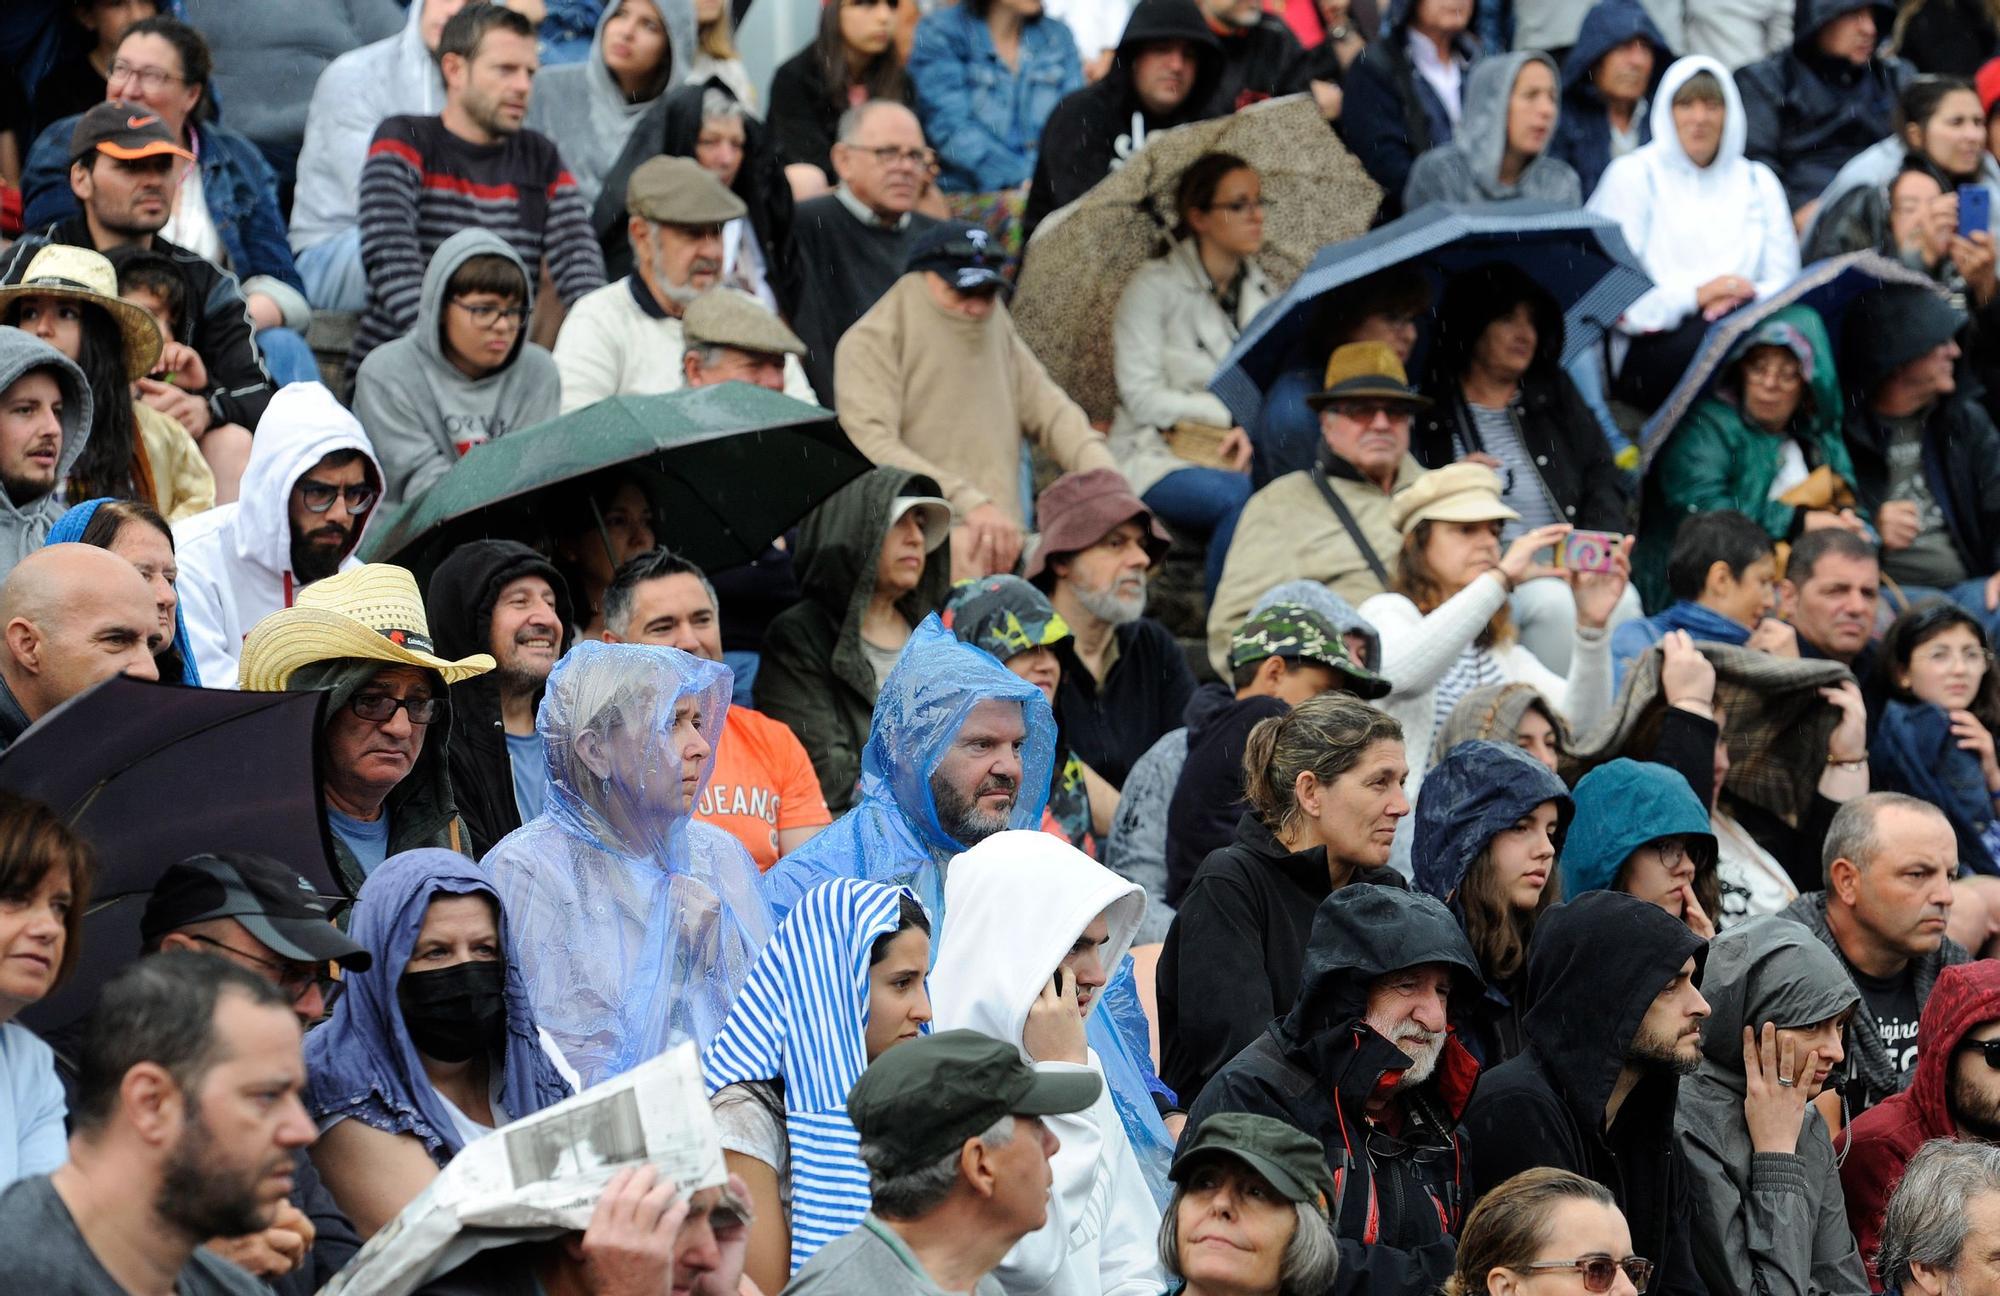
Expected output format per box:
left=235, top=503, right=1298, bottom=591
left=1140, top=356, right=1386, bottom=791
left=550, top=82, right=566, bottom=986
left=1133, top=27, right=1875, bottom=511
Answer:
left=350, top=114, right=606, bottom=374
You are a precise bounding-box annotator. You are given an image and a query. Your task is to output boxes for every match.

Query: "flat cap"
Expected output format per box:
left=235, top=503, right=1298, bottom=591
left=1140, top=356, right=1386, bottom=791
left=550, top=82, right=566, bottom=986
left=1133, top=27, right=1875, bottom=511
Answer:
left=682, top=289, right=806, bottom=358
left=626, top=155, right=747, bottom=226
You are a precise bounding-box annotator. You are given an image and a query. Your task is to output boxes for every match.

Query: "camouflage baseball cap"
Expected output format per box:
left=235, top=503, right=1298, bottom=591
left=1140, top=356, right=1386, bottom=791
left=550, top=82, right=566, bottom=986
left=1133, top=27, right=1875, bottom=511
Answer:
left=1229, top=603, right=1391, bottom=700
left=944, top=575, right=1072, bottom=664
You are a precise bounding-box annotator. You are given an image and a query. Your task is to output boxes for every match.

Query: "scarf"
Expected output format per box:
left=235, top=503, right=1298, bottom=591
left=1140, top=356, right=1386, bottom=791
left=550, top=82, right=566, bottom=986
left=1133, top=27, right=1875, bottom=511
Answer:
left=43, top=497, right=200, bottom=685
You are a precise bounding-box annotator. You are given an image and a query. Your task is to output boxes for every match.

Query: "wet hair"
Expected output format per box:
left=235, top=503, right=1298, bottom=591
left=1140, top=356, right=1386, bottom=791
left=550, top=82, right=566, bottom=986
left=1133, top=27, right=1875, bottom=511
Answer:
left=1427, top=261, right=1563, bottom=386
left=1242, top=692, right=1402, bottom=838
left=445, top=253, right=528, bottom=303
left=601, top=546, right=718, bottom=640
left=1395, top=521, right=1514, bottom=649
left=1884, top=600, right=2000, bottom=734
left=1664, top=509, right=1774, bottom=603
left=76, top=498, right=188, bottom=681
left=1786, top=525, right=1879, bottom=586
left=1878, top=1139, right=2000, bottom=1291
left=867, top=893, right=932, bottom=964
left=818, top=6, right=906, bottom=109
left=1671, top=70, right=1726, bottom=107
left=437, top=3, right=536, bottom=70
left=4, top=296, right=144, bottom=504
left=1445, top=1168, right=1618, bottom=1296
left=108, top=246, right=187, bottom=341
left=0, top=792, right=94, bottom=992
left=1171, top=151, right=1255, bottom=242
left=1462, top=826, right=1562, bottom=986
left=119, top=15, right=212, bottom=121
left=1307, top=265, right=1432, bottom=358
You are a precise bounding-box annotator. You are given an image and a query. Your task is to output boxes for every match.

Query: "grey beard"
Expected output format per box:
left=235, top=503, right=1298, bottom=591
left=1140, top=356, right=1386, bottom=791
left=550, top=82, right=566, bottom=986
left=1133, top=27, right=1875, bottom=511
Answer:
left=1069, top=580, right=1146, bottom=626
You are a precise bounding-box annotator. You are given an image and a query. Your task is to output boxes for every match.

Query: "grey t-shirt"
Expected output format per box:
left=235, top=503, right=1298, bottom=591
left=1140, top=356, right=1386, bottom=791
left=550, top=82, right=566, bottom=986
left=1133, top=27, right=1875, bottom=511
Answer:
left=0, top=1174, right=266, bottom=1295
left=1880, top=411, right=1971, bottom=587
left=781, top=1215, right=1009, bottom=1296
left=1462, top=401, right=1561, bottom=539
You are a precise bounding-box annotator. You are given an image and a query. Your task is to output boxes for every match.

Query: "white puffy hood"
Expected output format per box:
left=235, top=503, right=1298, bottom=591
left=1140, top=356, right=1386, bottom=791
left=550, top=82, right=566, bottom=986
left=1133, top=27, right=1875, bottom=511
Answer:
left=1645, top=54, right=1747, bottom=174
left=231, top=382, right=382, bottom=573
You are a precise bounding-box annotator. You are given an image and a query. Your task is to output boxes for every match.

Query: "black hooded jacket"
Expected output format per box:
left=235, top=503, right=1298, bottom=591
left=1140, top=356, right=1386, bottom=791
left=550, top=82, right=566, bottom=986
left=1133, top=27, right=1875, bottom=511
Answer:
left=1023, top=0, right=1224, bottom=238
left=424, top=540, right=574, bottom=860
left=1184, top=885, right=1481, bottom=1296
left=1460, top=891, right=1712, bottom=1296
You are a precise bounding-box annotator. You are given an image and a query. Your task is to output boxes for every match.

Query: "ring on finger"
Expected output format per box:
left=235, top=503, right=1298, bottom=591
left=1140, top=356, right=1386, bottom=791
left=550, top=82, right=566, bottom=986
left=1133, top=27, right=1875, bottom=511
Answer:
left=1776, top=1075, right=1797, bottom=1088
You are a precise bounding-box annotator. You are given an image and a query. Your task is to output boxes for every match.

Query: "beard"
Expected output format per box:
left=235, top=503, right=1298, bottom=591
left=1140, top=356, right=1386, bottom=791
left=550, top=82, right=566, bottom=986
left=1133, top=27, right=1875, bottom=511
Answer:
left=156, top=1110, right=283, bottom=1240
left=1070, top=577, right=1146, bottom=626
left=1951, top=1072, right=2000, bottom=1141
left=930, top=768, right=1019, bottom=846
left=1626, top=1019, right=1702, bottom=1077
left=1389, top=1030, right=1445, bottom=1090
left=291, top=523, right=352, bottom=585
left=0, top=470, right=52, bottom=507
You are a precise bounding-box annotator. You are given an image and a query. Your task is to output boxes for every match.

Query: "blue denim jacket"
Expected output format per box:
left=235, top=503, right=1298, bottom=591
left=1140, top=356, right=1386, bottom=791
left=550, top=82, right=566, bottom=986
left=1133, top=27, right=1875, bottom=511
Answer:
left=24, top=114, right=304, bottom=294
left=907, top=5, right=1083, bottom=194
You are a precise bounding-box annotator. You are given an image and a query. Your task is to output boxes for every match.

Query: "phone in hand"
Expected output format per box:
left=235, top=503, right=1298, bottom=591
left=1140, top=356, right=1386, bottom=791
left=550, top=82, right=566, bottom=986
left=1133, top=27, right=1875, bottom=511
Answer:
left=1051, top=968, right=1066, bottom=996
left=1558, top=530, right=1624, bottom=575
left=1961, top=184, right=1992, bottom=239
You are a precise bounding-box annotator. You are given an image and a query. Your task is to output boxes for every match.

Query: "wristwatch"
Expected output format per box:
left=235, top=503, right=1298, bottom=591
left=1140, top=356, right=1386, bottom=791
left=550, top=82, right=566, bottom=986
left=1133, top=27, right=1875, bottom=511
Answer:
left=1326, top=22, right=1352, bottom=38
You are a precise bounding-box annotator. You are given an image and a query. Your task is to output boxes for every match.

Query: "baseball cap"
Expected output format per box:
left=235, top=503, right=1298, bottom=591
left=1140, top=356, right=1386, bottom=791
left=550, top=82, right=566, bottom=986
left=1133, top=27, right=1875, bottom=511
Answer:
left=70, top=100, right=195, bottom=165
left=846, top=1029, right=1101, bottom=1179
left=905, top=220, right=1010, bottom=293
left=140, top=853, right=372, bottom=971
left=1228, top=603, right=1391, bottom=699
left=1170, top=1112, right=1336, bottom=1218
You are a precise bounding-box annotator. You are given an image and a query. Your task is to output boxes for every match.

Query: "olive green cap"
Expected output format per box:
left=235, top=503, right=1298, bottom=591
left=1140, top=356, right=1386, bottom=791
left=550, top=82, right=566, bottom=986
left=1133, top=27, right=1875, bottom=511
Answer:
left=1170, top=1112, right=1336, bottom=1217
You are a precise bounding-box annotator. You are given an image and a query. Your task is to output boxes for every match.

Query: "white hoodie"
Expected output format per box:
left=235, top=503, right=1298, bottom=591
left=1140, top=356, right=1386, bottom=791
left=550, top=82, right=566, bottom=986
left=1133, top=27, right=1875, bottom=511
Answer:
left=173, top=383, right=383, bottom=688
left=928, top=831, right=1164, bottom=1296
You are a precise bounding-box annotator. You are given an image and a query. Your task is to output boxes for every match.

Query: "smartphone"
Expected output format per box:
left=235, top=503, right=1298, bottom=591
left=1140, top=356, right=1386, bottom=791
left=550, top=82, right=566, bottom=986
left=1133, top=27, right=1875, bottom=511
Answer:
left=1559, top=530, right=1623, bottom=575
left=1051, top=968, right=1066, bottom=996
left=1961, top=184, right=1992, bottom=239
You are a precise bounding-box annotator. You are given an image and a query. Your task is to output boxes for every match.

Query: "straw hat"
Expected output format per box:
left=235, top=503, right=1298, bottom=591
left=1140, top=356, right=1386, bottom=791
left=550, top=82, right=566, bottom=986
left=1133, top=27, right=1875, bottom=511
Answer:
left=0, top=244, right=164, bottom=383
left=239, top=564, right=496, bottom=693
left=1303, top=340, right=1431, bottom=412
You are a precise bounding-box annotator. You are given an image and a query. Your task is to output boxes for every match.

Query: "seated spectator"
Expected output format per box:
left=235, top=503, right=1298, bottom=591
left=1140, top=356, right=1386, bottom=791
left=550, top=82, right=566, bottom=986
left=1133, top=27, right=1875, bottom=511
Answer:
left=1617, top=509, right=1782, bottom=685
left=1876, top=1138, right=2000, bottom=1296
left=755, top=471, right=953, bottom=812
left=424, top=541, right=572, bottom=860
left=1636, top=308, right=1861, bottom=610
left=1028, top=468, right=1192, bottom=789
left=786, top=101, right=940, bottom=401
left=0, top=327, right=93, bottom=575
left=928, top=831, right=1167, bottom=1292
left=1839, top=961, right=2000, bottom=1284
left=1412, top=739, right=1571, bottom=1066
left=1158, top=1114, right=1340, bottom=1296
left=1448, top=1168, right=1663, bottom=1296
left=1876, top=602, right=2000, bottom=875
left=1736, top=0, right=1912, bottom=217
left=1430, top=680, right=1568, bottom=772
left=1782, top=793, right=1971, bottom=1114
left=28, top=0, right=159, bottom=140
left=0, top=792, right=89, bottom=1190
left=543, top=470, right=659, bottom=640
left=172, top=383, right=382, bottom=687
left=45, top=497, right=198, bottom=684
left=1460, top=892, right=1713, bottom=1296
left=766, top=1, right=914, bottom=192
left=524, top=0, right=692, bottom=209
left=0, top=542, right=159, bottom=746
left=679, top=286, right=807, bottom=390
left=906, top=0, right=1082, bottom=199
left=1550, top=0, right=1671, bottom=200
left=1589, top=57, right=1799, bottom=410
left=1158, top=693, right=1408, bottom=1106
left=688, top=0, right=753, bottom=101
left=1343, top=0, right=1476, bottom=211
left=349, top=4, right=607, bottom=376
left=1405, top=52, right=1581, bottom=208
left=1209, top=341, right=1430, bottom=674
left=1024, top=0, right=1222, bottom=238
left=355, top=230, right=562, bottom=503
left=603, top=547, right=832, bottom=870
left=291, top=0, right=459, bottom=312
left=781, top=1028, right=1100, bottom=1295
left=1682, top=0, right=1789, bottom=67
left=304, top=849, right=573, bottom=1238
left=1163, top=608, right=1390, bottom=908
left=837, top=221, right=1119, bottom=580
left=1895, top=2, right=2000, bottom=76
left=1107, top=153, right=1266, bottom=598
left=1190, top=0, right=1302, bottom=116
left=0, top=952, right=311, bottom=1295
left=1562, top=756, right=1721, bottom=935
left=1186, top=884, right=1480, bottom=1296
left=1782, top=526, right=1888, bottom=717
left=0, top=245, right=211, bottom=519
left=483, top=640, right=772, bottom=1084
left=702, top=880, right=930, bottom=1290
left=1416, top=264, right=1635, bottom=673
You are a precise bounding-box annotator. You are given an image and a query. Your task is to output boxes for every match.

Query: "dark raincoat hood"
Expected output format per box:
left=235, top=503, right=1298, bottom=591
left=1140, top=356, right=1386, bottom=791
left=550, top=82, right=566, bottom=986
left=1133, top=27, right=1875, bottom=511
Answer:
left=1560, top=758, right=1717, bottom=897
left=1793, top=0, right=1894, bottom=56
left=1693, top=915, right=1860, bottom=1090
left=1561, top=0, right=1672, bottom=94
left=1113, top=0, right=1223, bottom=95
left=1413, top=739, right=1573, bottom=909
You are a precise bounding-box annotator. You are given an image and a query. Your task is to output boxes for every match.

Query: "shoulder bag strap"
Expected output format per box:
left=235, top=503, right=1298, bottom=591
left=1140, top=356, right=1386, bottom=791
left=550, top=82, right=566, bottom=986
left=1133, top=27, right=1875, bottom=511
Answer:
left=1310, top=461, right=1393, bottom=588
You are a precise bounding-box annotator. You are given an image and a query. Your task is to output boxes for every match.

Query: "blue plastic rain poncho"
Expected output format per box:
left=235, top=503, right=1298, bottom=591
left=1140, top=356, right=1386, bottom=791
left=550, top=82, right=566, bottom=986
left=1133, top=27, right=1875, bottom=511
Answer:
left=44, top=497, right=200, bottom=685
left=484, top=641, right=773, bottom=1088
left=702, top=879, right=925, bottom=1275
left=303, top=849, right=572, bottom=1163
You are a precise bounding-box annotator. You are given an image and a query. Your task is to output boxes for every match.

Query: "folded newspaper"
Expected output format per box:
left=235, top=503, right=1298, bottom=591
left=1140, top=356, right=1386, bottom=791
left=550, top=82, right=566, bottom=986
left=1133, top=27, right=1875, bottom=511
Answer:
left=322, top=1042, right=726, bottom=1296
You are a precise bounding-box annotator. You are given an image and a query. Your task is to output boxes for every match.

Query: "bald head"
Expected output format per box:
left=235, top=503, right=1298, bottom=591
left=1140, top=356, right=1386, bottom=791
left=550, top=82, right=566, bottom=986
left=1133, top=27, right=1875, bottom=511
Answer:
left=832, top=100, right=929, bottom=218
left=1, top=544, right=160, bottom=719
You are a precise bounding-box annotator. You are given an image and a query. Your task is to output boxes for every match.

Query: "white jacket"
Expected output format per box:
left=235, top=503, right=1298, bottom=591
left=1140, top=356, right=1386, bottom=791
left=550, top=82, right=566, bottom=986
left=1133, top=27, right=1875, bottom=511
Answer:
left=1680, top=0, right=1791, bottom=70
left=551, top=279, right=819, bottom=414
left=1587, top=55, right=1799, bottom=337
left=174, top=383, right=383, bottom=687
left=928, top=832, right=1164, bottom=1296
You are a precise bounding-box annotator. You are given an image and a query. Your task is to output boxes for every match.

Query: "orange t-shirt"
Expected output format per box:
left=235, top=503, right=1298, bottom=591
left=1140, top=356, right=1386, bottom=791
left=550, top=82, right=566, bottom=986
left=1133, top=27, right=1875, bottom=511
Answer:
left=698, top=706, right=834, bottom=871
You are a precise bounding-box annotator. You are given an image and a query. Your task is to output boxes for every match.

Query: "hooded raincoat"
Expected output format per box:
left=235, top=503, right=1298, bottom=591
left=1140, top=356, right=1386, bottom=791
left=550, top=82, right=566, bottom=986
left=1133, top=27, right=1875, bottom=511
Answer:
left=1559, top=757, right=1719, bottom=900
left=1677, top=916, right=1871, bottom=1296
left=525, top=0, right=697, bottom=208
left=304, top=849, right=573, bottom=1164
left=927, top=832, right=1165, bottom=1296
left=484, top=642, right=772, bottom=1088
left=0, top=329, right=90, bottom=581
left=1463, top=891, right=1712, bottom=1296
left=1412, top=740, right=1573, bottom=1067
left=1342, top=0, right=1482, bottom=211
left=43, top=498, right=199, bottom=686
left=353, top=229, right=563, bottom=504
left=1404, top=53, right=1584, bottom=209
left=1552, top=0, right=1672, bottom=199
left=173, top=383, right=383, bottom=688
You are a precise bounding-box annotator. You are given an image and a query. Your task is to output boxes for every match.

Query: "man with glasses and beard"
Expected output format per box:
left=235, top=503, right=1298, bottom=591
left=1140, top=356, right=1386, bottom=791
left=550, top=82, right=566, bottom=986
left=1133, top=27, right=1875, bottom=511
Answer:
left=1461, top=890, right=1716, bottom=1296
left=0, top=952, right=316, bottom=1293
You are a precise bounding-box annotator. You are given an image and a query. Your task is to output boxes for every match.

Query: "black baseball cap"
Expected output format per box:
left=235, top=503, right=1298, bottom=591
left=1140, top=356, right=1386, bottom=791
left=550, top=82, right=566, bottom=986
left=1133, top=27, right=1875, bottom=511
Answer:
left=846, top=1029, right=1100, bottom=1178
left=69, top=100, right=195, bottom=166
left=140, top=853, right=371, bottom=970
left=905, top=220, right=1011, bottom=294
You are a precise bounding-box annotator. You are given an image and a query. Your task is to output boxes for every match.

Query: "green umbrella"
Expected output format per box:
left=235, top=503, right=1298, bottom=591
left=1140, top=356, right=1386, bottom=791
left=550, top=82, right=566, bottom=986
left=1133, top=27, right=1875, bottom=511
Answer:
left=358, top=384, right=871, bottom=578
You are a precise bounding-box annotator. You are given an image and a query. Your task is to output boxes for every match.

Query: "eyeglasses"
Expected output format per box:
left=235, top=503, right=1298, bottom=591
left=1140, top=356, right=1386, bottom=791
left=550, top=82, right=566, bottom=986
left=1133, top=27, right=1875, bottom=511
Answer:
left=846, top=143, right=937, bottom=171
left=1915, top=644, right=1994, bottom=669
left=1207, top=197, right=1267, bottom=215
left=1330, top=400, right=1412, bottom=424
left=296, top=481, right=379, bottom=515
left=1364, top=1121, right=1454, bottom=1164
left=1960, top=1038, right=2000, bottom=1070
left=1741, top=357, right=1803, bottom=386
left=451, top=298, right=526, bottom=329
left=108, top=60, right=188, bottom=93
left=348, top=694, right=448, bottom=726
left=1519, top=1256, right=1654, bottom=1293
left=1641, top=838, right=1691, bottom=871
left=185, top=934, right=344, bottom=1009
left=848, top=0, right=902, bottom=9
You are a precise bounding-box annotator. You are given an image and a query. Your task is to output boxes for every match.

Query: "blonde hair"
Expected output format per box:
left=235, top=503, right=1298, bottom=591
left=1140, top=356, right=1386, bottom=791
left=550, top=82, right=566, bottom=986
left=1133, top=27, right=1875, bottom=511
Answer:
left=1445, top=1169, right=1618, bottom=1296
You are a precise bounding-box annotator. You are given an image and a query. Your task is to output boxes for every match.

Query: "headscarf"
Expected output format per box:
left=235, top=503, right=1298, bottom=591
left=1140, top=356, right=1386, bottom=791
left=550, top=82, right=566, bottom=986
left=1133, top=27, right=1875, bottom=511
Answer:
left=44, top=497, right=199, bottom=685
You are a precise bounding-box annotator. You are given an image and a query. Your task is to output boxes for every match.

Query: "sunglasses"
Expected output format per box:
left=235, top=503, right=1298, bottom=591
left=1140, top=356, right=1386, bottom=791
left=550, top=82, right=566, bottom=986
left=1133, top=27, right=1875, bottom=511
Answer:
left=297, top=481, right=379, bottom=515
left=348, top=694, right=447, bottom=726
left=1519, top=1256, right=1654, bottom=1293
left=1960, top=1038, right=2000, bottom=1069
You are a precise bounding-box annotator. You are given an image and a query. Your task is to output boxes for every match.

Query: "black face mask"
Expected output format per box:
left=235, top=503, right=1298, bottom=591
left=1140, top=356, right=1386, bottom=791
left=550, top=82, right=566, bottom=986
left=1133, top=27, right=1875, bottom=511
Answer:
left=398, top=960, right=508, bottom=1063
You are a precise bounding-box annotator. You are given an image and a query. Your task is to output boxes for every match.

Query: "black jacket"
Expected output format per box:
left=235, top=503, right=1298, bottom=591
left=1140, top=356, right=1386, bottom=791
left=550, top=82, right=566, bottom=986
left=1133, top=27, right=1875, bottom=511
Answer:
left=424, top=540, right=574, bottom=860
left=1053, top=616, right=1195, bottom=790
left=1198, top=14, right=1304, bottom=118
left=1413, top=371, right=1630, bottom=533
left=1341, top=0, right=1476, bottom=215
left=1164, top=692, right=1285, bottom=907
left=1184, top=885, right=1482, bottom=1296
left=1842, top=394, right=2000, bottom=578
left=765, top=46, right=915, bottom=182
left=1159, top=810, right=1409, bottom=1104
left=1461, top=891, right=1712, bottom=1296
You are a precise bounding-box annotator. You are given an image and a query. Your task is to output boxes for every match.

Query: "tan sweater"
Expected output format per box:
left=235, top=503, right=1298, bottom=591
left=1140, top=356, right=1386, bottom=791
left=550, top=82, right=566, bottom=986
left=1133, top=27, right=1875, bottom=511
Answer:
left=833, top=274, right=1117, bottom=525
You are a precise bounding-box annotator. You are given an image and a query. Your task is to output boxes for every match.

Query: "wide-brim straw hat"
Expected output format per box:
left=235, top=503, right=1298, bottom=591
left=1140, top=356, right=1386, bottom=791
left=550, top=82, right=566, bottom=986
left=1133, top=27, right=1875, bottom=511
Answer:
left=240, top=564, right=495, bottom=693
left=0, top=243, right=163, bottom=383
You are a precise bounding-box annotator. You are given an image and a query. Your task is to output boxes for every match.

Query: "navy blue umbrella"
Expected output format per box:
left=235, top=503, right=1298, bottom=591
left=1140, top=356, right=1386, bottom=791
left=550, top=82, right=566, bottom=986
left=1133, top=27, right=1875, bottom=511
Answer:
left=1636, top=251, right=1946, bottom=470
left=1208, top=201, right=1654, bottom=428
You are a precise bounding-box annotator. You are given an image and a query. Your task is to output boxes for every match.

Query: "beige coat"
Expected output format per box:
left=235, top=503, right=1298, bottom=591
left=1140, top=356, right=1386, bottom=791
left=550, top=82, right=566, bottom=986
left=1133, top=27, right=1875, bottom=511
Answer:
left=1205, top=454, right=1426, bottom=674
left=135, top=402, right=216, bottom=521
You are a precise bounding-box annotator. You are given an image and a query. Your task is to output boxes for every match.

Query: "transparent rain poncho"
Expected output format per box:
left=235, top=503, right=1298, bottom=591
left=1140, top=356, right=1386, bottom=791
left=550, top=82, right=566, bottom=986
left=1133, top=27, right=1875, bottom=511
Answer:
left=484, top=641, right=773, bottom=1088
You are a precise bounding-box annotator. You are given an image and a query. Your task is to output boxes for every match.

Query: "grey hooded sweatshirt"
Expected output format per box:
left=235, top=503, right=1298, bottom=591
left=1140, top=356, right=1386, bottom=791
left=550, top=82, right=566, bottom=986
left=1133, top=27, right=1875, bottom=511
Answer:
left=352, top=229, right=563, bottom=504
left=525, top=0, right=697, bottom=208
left=1403, top=52, right=1584, bottom=210
left=0, top=328, right=91, bottom=580
left=1676, top=916, right=1870, bottom=1296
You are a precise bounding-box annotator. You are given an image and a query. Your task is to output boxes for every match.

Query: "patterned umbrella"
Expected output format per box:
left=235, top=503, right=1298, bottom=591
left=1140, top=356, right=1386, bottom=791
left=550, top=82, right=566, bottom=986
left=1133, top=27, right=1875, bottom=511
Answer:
left=1011, top=94, right=1381, bottom=424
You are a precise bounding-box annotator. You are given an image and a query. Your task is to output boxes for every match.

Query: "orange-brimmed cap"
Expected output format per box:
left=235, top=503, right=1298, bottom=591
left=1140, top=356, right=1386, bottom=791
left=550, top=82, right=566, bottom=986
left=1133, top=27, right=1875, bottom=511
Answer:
left=68, top=100, right=194, bottom=165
